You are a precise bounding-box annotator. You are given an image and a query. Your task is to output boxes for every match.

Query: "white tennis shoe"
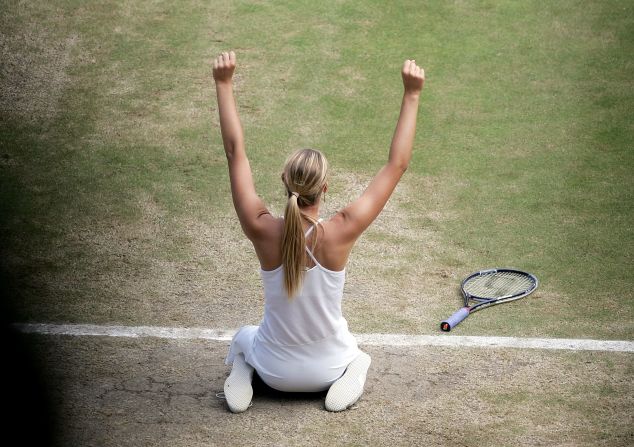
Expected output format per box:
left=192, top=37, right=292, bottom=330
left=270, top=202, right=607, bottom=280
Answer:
left=223, top=353, right=254, bottom=413
left=325, top=351, right=371, bottom=412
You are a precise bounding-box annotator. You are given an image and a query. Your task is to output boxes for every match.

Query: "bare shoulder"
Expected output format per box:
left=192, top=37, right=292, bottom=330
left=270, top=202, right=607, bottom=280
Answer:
left=315, top=213, right=356, bottom=271
left=248, top=212, right=283, bottom=239
left=321, top=210, right=358, bottom=246
left=251, top=215, right=284, bottom=270
left=258, top=214, right=284, bottom=242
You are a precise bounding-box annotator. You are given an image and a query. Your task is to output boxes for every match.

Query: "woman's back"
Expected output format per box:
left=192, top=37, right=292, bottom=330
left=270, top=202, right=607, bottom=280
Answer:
left=258, top=223, right=347, bottom=345
left=251, top=216, right=358, bottom=273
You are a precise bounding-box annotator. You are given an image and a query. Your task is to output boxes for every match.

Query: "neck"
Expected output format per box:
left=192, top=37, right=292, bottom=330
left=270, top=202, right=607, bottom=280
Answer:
left=300, top=203, right=320, bottom=221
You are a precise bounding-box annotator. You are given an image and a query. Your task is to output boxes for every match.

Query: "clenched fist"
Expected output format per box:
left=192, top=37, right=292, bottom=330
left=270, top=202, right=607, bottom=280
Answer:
left=213, top=51, right=236, bottom=84
left=401, top=60, right=425, bottom=94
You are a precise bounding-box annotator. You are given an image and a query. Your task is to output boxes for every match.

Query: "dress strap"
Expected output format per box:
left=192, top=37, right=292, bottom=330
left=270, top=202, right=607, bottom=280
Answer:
left=303, top=218, right=322, bottom=237
left=305, top=246, right=319, bottom=266
left=304, top=219, right=322, bottom=266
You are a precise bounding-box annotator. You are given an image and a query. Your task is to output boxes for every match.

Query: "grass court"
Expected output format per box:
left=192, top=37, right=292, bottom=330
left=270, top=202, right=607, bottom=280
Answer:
left=1, top=0, right=632, bottom=445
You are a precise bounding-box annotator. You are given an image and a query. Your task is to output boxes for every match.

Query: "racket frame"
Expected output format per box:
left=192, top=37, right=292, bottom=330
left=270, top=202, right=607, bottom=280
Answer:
left=440, top=268, right=538, bottom=332
left=462, top=268, right=538, bottom=313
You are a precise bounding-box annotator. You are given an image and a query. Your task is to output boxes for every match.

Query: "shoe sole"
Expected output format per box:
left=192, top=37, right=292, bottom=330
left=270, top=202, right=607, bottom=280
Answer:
left=224, top=355, right=254, bottom=413
left=325, top=352, right=371, bottom=412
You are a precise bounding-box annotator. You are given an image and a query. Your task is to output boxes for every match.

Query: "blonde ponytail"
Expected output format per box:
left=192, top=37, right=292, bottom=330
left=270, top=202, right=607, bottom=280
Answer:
left=280, top=149, right=328, bottom=298
left=282, top=193, right=305, bottom=298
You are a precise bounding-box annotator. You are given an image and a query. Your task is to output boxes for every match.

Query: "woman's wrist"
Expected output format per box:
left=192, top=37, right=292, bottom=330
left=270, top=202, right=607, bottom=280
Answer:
left=215, top=79, right=234, bottom=89
left=403, top=90, right=421, bottom=101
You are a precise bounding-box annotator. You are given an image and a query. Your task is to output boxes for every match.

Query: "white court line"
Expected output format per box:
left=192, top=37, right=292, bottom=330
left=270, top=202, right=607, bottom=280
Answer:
left=13, top=323, right=634, bottom=353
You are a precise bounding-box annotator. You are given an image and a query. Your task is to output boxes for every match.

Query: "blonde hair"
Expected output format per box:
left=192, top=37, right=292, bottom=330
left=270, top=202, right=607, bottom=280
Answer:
left=281, top=149, right=328, bottom=297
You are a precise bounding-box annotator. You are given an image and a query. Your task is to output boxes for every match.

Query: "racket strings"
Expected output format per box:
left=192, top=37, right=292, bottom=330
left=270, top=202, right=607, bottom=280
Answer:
left=464, top=272, right=535, bottom=299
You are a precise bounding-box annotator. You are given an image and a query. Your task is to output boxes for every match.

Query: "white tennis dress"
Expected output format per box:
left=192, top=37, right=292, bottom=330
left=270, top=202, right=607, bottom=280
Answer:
left=225, top=223, right=360, bottom=392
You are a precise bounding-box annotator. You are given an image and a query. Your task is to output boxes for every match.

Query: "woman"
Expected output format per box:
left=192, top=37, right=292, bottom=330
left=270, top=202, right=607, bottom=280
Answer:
left=213, top=51, right=424, bottom=412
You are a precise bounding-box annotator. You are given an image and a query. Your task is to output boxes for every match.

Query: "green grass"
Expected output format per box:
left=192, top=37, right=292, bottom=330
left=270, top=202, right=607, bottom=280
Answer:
left=0, top=0, right=632, bottom=339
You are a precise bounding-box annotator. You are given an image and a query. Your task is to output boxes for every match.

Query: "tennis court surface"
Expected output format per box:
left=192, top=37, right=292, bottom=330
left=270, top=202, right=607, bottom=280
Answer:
left=8, top=323, right=632, bottom=446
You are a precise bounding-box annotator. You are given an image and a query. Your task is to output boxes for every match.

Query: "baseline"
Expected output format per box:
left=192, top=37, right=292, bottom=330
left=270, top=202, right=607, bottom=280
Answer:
left=13, top=323, right=634, bottom=353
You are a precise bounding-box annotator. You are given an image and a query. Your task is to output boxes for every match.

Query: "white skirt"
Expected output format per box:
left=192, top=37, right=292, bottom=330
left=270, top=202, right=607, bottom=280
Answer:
left=225, top=324, right=360, bottom=392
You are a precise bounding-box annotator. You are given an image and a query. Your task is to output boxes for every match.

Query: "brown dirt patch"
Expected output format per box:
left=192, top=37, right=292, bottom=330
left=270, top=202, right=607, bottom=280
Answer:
left=0, top=23, right=78, bottom=123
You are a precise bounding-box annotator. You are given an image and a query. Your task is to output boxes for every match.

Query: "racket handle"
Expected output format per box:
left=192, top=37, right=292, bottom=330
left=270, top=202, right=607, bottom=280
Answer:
left=440, top=307, right=470, bottom=332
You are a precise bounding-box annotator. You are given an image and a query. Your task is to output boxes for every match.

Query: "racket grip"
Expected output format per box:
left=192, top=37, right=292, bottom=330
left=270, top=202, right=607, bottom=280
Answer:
left=440, top=307, right=470, bottom=332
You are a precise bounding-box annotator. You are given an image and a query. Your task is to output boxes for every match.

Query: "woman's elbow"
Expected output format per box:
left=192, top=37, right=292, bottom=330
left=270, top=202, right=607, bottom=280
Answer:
left=389, top=159, right=409, bottom=174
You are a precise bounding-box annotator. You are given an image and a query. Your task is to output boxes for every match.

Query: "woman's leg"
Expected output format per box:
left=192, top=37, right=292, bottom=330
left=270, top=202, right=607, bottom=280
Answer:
left=325, top=351, right=372, bottom=412
left=224, top=353, right=254, bottom=413
left=223, top=326, right=258, bottom=413
left=225, top=325, right=258, bottom=365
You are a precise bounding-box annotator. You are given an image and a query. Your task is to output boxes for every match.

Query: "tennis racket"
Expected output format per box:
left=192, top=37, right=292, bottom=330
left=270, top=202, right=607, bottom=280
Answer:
left=440, top=268, right=538, bottom=332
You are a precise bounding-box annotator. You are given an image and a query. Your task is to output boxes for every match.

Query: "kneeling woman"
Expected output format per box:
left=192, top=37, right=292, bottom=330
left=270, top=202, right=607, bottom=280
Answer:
left=212, top=51, right=424, bottom=412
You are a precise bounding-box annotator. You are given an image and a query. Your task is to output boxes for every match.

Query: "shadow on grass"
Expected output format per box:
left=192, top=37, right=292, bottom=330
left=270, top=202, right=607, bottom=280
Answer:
left=0, top=269, right=58, bottom=446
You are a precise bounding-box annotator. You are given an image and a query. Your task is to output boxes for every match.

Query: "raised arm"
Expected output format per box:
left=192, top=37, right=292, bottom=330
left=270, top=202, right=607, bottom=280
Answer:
left=213, top=51, right=272, bottom=240
left=337, top=60, right=425, bottom=241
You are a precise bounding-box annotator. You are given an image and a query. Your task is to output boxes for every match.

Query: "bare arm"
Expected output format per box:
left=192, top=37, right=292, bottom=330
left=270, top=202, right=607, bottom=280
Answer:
left=337, top=60, right=425, bottom=241
left=213, top=51, right=273, bottom=240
